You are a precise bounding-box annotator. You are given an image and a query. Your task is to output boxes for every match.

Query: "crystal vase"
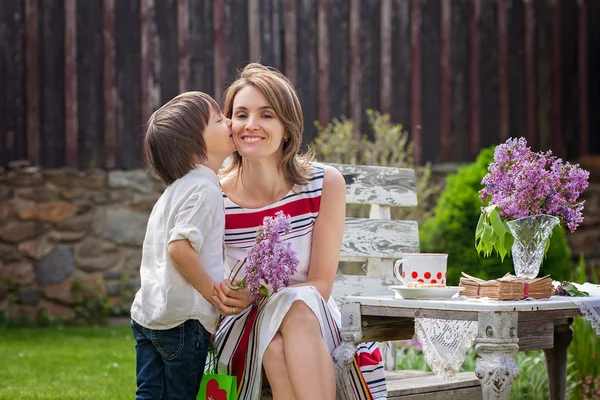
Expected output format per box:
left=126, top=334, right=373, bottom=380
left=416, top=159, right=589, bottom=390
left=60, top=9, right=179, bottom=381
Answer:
left=505, top=214, right=560, bottom=279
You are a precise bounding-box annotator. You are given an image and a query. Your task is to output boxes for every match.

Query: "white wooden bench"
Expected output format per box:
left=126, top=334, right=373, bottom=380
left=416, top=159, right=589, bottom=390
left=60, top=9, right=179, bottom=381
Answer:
left=327, top=163, right=480, bottom=400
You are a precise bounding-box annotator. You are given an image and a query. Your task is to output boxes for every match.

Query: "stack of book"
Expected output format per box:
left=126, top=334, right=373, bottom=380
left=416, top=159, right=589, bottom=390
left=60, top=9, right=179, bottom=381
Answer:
left=459, top=272, right=554, bottom=300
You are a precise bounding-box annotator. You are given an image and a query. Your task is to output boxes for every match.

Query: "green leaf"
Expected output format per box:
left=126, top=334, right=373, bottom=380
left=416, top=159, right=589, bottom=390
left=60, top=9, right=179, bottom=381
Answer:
left=475, top=212, right=485, bottom=238
left=562, top=283, right=589, bottom=297
left=259, top=286, right=270, bottom=298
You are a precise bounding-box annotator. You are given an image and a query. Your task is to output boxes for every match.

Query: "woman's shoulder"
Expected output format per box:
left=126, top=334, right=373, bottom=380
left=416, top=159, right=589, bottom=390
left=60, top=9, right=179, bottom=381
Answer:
left=307, top=162, right=344, bottom=189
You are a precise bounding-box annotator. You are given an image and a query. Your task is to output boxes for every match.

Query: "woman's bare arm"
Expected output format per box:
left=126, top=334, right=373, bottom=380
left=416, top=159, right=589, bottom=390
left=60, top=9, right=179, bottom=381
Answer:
left=293, top=165, right=346, bottom=300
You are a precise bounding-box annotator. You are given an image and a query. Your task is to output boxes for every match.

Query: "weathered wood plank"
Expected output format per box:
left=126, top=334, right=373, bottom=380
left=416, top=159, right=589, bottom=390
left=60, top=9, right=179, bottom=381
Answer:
left=420, top=0, right=440, bottom=163
left=1, top=0, right=27, bottom=164
left=450, top=0, right=470, bottom=162
left=536, top=0, right=553, bottom=151
left=361, top=315, right=414, bottom=342
left=358, top=0, right=380, bottom=137
left=178, top=0, right=189, bottom=93
left=497, top=0, right=509, bottom=142
left=259, top=0, right=277, bottom=68
left=296, top=0, right=318, bottom=143
left=479, top=0, right=498, bottom=150
left=410, top=0, right=421, bottom=164
left=224, top=0, right=248, bottom=83
left=332, top=275, right=398, bottom=301
left=140, top=0, right=160, bottom=128
left=380, top=0, right=392, bottom=116
left=213, top=0, right=225, bottom=101
left=155, top=0, right=178, bottom=104
left=349, top=0, right=360, bottom=126
left=103, top=0, right=117, bottom=169
left=327, top=164, right=418, bottom=206
left=248, top=0, right=260, bottom=62
left=188, top=0, right=214, bottom=95
left=64, top=0, right=78, bottom=167
left=341, top=218, right=419, bottom=259
left=518, top=319, right=554, bottom=351
left=40, top=0, right=66, bottom=168
left=389, top=387, right=482, bottom=400
left=468, top=0, right=480, bottom=159
left=328, top=0, right=349, bottom=120
left=115, top=0, right=142, bottom=169
left=560, top=0, right=579, bottom=158
left=507, top=0, right=525, bottom=146
left=524, top=0, right=537, bottom=149
left=440, top=0, right=451, bottom=162
left=390, top=0, right=410, bottom=130
left=360, top=305, right=480, bottom=321
left=552, top=0, right=563, bottom=157
left=578, top=0, right=589, bottom=157
left=77, top=0, right=104, bottom=168
left=317, top=0, right=330, bottom=126
left=588, top=0, right=600, bottom=155
left=283, top=0, right=296, bottom=85
left=25, top=0, right=40, bottom=165
left=386, top=371, right=480, bottom=397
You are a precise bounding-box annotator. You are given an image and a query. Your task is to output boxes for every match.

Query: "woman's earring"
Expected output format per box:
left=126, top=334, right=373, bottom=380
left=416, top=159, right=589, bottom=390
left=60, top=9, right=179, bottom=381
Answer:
left=284, top=138, right=290, bottom=143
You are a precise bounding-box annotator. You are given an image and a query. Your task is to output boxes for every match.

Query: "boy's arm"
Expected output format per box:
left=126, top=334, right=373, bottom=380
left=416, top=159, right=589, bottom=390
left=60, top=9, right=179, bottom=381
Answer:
left=168, top=240, right=216, bottom=305
left=167, top=189, right=218, bottom=305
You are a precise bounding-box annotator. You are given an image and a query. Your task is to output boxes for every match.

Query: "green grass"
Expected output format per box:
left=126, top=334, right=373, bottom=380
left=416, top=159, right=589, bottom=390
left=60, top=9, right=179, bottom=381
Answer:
left=0, top=326, right=136, bottom=400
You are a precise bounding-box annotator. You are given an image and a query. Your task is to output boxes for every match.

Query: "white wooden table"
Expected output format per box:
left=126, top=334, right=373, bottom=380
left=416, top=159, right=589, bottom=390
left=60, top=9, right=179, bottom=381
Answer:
left=338, top=295, right=586, bottom=400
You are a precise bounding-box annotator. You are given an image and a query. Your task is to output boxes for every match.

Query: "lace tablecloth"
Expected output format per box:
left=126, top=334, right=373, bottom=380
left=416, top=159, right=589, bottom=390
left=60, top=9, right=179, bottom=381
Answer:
left=415, top=282, right=600, bottom=379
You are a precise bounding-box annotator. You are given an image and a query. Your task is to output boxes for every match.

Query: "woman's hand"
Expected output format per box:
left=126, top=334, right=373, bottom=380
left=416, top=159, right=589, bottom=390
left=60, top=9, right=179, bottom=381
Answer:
left=213, top=279, right=254, bottom=316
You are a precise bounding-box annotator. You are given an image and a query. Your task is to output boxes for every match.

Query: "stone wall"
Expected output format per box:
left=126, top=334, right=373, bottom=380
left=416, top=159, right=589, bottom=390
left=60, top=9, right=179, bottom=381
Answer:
left=1, top=159, right=599, bottom=323
left=0, top=161, right=163, bottom=323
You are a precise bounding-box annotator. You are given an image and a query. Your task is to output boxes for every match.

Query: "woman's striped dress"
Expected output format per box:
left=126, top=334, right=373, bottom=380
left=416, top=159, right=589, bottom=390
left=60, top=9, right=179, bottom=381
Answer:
left=214, top=163, right=387, bottom=399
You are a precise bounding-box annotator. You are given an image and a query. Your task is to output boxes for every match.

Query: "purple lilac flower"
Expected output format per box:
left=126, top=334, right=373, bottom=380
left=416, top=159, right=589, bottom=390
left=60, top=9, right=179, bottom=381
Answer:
left=480, top=137, right=589, bottom=232
left=244, top=211, right=299, bottom=299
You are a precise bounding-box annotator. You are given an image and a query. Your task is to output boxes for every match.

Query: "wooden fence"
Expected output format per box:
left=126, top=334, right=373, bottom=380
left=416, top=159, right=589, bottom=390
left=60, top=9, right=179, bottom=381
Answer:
left=1, top=0, right=599, bottom=169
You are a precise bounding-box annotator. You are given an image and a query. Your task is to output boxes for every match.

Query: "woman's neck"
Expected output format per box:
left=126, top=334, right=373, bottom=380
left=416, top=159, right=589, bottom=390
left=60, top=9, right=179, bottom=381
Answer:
left=236, top=158, right=291, bottom=206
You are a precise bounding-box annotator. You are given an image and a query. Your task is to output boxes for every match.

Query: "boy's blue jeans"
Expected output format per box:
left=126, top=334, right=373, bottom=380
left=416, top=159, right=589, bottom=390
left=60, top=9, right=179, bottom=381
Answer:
left=131, top=319, right=211, bottom=400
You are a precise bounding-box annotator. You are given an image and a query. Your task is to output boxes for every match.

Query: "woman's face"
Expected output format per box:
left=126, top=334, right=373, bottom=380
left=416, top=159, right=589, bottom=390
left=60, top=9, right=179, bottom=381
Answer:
left=231, top=85, right=286, bottom=160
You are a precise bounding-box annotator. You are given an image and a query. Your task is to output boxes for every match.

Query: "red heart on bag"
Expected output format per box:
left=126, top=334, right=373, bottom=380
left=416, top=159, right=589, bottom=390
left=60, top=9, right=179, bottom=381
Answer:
left=206, top=379, right=228, bottom=400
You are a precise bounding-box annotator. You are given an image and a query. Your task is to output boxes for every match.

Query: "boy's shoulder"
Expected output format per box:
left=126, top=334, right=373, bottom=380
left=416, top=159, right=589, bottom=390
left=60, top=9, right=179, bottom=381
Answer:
left=172, top=171, right=222, bottom=203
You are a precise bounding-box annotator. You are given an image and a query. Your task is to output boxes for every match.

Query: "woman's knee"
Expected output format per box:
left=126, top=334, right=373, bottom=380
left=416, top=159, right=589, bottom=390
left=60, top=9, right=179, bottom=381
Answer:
left=281, top=301, right=320, bottom=333
left=265, top=334, right=285, bottom=360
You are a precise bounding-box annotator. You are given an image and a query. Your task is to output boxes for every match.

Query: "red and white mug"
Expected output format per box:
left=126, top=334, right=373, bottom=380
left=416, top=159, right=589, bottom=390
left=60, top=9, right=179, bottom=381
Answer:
left=393, top=253, right=448, bottom=286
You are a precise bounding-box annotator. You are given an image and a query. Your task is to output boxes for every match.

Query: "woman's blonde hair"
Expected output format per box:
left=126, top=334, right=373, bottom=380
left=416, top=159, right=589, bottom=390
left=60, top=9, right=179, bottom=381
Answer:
left=222, top=63, right=313, bottom=186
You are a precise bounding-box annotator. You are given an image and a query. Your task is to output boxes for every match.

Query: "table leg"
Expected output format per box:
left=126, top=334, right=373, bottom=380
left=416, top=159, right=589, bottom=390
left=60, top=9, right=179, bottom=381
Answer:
left=543, top=320, right=574, bottom=400
left=475, top=312, right=520, bottom=400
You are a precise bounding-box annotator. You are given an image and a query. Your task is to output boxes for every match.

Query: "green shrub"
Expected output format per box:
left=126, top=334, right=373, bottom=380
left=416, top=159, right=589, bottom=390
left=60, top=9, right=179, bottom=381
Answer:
left=312, top=110, right=442, bottom=225
left=420, top=146, right=573, bottom=285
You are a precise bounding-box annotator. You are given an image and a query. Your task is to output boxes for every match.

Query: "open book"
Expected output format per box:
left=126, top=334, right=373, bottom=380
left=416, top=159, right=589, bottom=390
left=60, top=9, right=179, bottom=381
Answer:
left=459, top=272, right=554, bottom=300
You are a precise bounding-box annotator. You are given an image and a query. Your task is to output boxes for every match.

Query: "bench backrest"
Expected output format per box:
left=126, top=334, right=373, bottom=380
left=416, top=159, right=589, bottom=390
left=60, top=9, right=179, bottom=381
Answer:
left=327, top=163, right=420, bottom=302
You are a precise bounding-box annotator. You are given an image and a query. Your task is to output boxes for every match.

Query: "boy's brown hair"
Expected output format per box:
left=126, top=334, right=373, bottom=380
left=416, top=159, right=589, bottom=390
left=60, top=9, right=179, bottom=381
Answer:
left=144, top=91, right=220, bottom=185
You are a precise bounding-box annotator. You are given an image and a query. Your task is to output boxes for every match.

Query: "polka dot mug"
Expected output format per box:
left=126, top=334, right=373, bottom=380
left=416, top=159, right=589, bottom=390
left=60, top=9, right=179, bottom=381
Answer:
left=393, top=253, right=448, bottom=286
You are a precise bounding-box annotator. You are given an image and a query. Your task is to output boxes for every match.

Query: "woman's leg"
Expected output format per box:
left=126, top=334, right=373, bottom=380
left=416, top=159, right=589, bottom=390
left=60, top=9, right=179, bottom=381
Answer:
left=263, top=333, right=297, bottom=400
left=279, top=301, right=336, bottom=400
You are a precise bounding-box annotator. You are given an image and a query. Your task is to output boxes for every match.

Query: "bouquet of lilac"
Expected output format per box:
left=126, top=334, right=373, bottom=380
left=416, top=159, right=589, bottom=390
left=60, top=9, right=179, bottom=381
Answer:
left=229, top=211, right=299, bottom=300
left=475, top=137, right=589, bottom=261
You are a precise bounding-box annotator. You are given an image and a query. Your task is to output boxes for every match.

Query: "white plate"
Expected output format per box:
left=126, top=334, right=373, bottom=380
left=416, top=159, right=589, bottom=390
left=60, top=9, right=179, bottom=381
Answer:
left=388, top=285, right=464, bottom=300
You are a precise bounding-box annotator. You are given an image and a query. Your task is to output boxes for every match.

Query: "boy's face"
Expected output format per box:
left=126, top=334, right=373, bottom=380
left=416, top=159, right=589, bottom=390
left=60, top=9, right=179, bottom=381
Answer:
left=203, top=108, right=235, bottom=163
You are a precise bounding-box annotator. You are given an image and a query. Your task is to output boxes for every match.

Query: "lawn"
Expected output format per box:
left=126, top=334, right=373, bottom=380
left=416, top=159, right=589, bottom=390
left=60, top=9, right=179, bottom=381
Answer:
left=0, top=326, right=136, bottom=400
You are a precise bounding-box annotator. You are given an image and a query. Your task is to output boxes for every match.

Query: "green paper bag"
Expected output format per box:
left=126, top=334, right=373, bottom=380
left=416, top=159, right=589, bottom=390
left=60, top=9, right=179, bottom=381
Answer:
left=199, top=336, right=237, bottom=400
left=198, top=373, right=237, bottom=400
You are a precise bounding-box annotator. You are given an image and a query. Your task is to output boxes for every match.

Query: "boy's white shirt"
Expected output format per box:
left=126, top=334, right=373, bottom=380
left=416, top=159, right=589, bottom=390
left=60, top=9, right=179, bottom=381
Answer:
left=130, top=164, right=225, bottom=333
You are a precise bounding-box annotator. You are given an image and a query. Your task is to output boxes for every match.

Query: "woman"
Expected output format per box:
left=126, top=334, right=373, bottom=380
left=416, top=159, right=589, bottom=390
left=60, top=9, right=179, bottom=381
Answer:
left=212, top=63, right=387, bottom=400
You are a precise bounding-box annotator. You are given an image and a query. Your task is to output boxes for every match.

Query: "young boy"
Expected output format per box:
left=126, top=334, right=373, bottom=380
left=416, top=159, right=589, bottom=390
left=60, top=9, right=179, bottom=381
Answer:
left=130, top=91, right=235, bottom=399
